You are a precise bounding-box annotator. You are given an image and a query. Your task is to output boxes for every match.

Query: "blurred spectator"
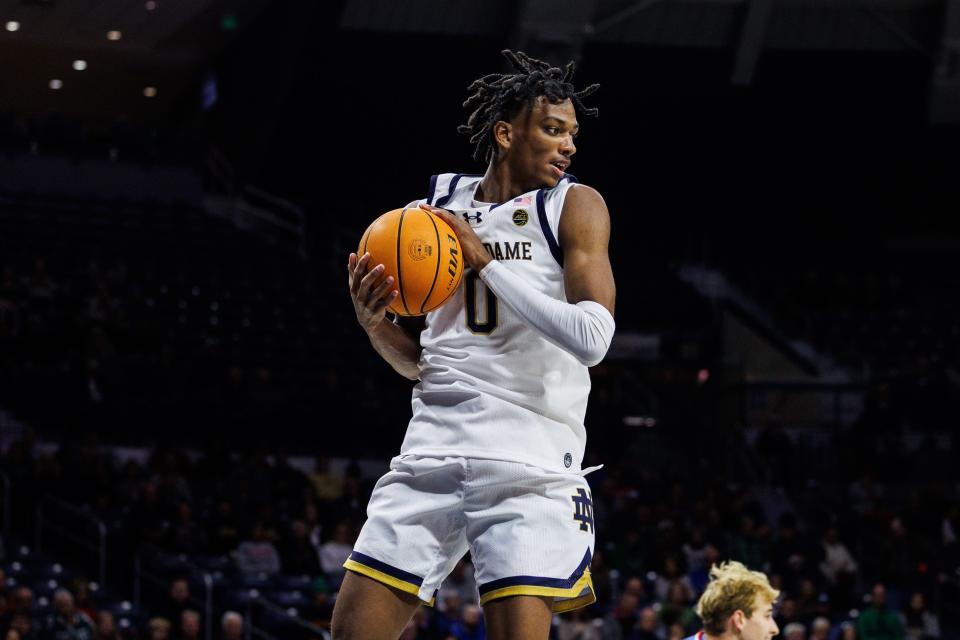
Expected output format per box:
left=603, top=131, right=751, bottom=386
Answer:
left=901, top=592, right=939, bottom=640
left=207, top=500, right=241, bottom=556
left=6, top=614, right=37, bottom=640
left=661, top=581, right=697, bottom=633
left=43, top=589, right=96, bottom=640
left=635, top=606, right=664, bottom=640
left=776, top=598, right=802, bottom=631
left=158, top=579, right=191, bottom=626
left=557, top=607, right=603, bottom=640
left=167, top=502, right=207, bottom=554
left=654, top=556, right=694, bottom=603
left=666, top=623, right=686, bottom=640
left=689, top=544, right=721, bottom=596
left=839, top=621, right=858, bottom=640
left=771, top=513, right=814, bottom=593
left=681, top=528, right=710, bottom=573
left=602, top=592, right=640, bottom=640
left=279, top=519, right=321, bottom=576
left=146, top=617, right=171, bottom=640
left=219, top=612, right=243, bottom=640
left=448, top=603, right=484, bottom=640
left=432, top=592, right=462, bottom=639
left=0, top=588, right=35, bottom=634
left=69, top=580, right=97, bottom=623
left=177, top=610, right=201, bottom=640
left=95, top=611, right=121, bottom=640
left=810, top=617, right=831, bottom=640
left=318, top=519, right=354, bottom=584
left=783, top=622, right=806, bottom=640
left=858, top=584, right=904, bottom=640
left=310, top=456, right=343, bottom=501
left=820, top=527, right=858, bottom=586
left=234, top=521, right=281, bottom=575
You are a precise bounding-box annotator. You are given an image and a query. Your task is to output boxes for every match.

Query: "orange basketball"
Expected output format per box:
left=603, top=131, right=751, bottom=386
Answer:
left=357, top=206, right=464, bottom=316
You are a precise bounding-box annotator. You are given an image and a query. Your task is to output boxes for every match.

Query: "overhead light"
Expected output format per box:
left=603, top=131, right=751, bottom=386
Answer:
left=49, top=79, right=63, bottom=90
left=106, top=30, right=122, bottom=41
left=145, top=0, right=157, bottom=9
left=143, top=86, right=157, bottom=97
left=5, top=21, right=20, bottom=32
left=72, top=60, right=87, bottom=71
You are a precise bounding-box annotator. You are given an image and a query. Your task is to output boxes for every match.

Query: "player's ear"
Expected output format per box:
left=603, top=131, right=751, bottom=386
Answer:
left=732, top=610, right=746, bottom=633
left=492, top=120, right=512, bottom=153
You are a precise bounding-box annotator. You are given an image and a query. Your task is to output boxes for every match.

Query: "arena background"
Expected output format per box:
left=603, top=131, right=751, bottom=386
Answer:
left=0, top=0, right=958, bottom=639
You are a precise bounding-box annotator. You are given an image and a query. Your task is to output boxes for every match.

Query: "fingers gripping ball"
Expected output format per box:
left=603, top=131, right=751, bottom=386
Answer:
left=357, top=207, right=464, bottom=316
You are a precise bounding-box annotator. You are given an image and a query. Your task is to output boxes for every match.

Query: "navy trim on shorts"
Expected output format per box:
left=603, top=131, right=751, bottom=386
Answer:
left=477, top=549, right=592, bottom=595
left=536, top=188, right=564, bottom=267
left=348, top=551, right=424, bottom=586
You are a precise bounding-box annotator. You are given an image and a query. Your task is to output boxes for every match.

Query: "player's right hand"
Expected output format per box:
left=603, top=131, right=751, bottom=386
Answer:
left=348, top=252, right=399, bottom=333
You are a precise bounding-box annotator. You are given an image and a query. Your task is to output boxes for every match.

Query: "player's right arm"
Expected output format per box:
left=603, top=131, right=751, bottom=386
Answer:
left=348, top=251, right=423, bottom=380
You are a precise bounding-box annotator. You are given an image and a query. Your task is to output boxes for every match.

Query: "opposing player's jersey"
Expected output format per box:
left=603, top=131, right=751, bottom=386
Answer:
left=398, top=172, right=592, bottom=473
left=684, top=631, right=706, bottom=640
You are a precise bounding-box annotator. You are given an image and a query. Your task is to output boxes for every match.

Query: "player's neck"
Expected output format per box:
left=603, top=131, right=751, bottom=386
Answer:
left=475, top=163, right=529, bottom=204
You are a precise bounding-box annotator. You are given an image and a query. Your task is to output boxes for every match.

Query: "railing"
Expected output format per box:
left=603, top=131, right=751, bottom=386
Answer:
left=134, top=545, right=216, bottom=640
left=35, top=494, right=107, bottom=587
left=725, top=380, right=867, bottom=431
left=246, top=596, right=328, bottom=640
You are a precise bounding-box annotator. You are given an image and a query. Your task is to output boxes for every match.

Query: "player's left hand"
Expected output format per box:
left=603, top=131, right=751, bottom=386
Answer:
left=419, top=203, right=492, bottom=272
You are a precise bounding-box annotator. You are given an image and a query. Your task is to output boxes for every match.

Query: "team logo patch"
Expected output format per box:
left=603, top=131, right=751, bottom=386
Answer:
left=512, top=209, right=529, bottom=226
left=408, top=239, right=431, bottom=261
left=572, top=488, right=594, bottom=533
left=563, top=452, right=573, bottom=468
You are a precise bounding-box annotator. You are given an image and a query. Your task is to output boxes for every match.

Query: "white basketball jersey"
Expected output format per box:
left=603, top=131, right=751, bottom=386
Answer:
left=398, top=173, right=592, bottom=473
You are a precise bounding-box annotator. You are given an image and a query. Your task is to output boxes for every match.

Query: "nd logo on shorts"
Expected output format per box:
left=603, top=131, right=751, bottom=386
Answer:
left=571, top=488, right=594, bottom=534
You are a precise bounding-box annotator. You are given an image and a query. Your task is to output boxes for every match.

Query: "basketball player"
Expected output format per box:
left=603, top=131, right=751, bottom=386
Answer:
left=684, top=561, right=781, bottom=640
left=335, top=50, right=616, bottom=640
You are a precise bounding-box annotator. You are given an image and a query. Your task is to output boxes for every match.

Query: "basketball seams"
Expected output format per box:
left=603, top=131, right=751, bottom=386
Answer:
left=396, top=209, right=412, bottom=316
left=421, top=210, right=442, bottom=314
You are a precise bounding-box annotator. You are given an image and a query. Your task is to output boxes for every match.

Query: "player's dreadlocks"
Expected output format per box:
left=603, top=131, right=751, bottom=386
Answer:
left=459, top=49, right=599, bottom=164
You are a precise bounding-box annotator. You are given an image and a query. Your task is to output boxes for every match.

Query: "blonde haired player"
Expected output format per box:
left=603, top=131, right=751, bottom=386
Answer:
left=686, top=561, right=781, bottom=640
left=335, top=49, right=615, bottom=640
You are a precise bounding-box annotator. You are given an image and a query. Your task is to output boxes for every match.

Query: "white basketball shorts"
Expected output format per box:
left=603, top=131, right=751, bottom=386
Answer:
left=343, top=454, right=597, bottom=613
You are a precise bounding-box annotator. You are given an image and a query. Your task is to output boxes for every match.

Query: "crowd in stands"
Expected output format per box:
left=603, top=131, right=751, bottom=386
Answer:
left=0, top=420, right=956, bottom=639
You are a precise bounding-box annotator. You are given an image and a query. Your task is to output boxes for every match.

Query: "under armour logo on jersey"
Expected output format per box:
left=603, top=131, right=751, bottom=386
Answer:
left=572, top=488, right=594, bottom=533
left=462, top=211, right=483, bottom=224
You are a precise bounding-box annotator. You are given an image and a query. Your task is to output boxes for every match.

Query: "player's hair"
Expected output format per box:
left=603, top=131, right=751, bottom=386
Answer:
left=695, top=561, right=780, bottom=635
left=459, top=49, right=599, bottom=164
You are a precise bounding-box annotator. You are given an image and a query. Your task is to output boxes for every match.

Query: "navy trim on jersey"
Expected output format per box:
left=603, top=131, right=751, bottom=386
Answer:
left=347, top=551, right=424, bottom=586
left=426, top=174, right=439, bottom=205
left=536, top=188, right=564, bottom=267
left=435, top=173, right=483, bottom=208
left=564, top=172, right=579, bottom=184
left=477, top=549, right=591, bottom=595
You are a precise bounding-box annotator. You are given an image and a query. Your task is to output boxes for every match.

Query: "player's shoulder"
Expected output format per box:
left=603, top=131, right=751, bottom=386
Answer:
left=425, top=172, right=483, bottom=206
left=558, top=182, right=609, bottom=219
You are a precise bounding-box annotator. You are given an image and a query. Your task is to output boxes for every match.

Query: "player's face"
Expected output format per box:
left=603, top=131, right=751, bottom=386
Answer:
left=739, top=596, right=779, bottom=640
left=506, top=96, right=579, bottom=190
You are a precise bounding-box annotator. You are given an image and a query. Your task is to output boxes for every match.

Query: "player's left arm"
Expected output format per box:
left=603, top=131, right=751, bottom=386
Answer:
left=421, top=188, right=616, bottom=367
left=558, top=184, right=616, bottom=316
